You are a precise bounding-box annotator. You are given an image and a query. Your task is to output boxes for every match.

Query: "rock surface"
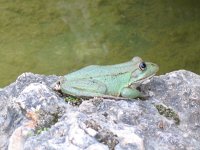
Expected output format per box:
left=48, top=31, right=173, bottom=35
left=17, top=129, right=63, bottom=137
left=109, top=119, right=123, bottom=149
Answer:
left=0, top=70, right=200, bottom=150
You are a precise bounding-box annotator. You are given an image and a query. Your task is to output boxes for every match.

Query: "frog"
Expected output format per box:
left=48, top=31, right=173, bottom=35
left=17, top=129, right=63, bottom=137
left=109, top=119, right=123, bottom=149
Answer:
left=56, top=56, right=159, bottom=99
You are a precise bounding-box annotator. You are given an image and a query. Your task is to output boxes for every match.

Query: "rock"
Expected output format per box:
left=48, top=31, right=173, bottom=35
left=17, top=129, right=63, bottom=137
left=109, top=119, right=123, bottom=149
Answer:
left=0, top=70, right=200, bottom=150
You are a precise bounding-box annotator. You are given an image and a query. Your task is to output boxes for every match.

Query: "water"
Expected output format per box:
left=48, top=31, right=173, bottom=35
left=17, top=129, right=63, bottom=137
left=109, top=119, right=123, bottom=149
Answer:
left=0, top=0, right=200, bottom=87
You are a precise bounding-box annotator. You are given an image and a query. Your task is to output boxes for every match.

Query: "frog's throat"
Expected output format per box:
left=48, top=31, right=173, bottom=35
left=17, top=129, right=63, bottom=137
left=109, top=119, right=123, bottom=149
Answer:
left=130, top=73, right=156, bottom=87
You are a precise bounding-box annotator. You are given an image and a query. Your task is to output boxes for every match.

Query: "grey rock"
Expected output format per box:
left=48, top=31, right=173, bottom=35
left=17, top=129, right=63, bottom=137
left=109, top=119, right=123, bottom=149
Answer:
left=0, top=70, right=200, bottom=150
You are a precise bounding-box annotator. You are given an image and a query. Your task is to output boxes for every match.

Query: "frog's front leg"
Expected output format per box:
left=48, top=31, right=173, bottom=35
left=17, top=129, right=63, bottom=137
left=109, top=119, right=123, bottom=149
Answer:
left=61, top=79, right=107, bottom=97
left=120, top=87, right=142, bottom=99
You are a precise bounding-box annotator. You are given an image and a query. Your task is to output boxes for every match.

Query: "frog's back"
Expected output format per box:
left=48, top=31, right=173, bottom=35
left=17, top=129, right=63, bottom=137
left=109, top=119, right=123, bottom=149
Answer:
left=64, top=61, right=136, bottom=80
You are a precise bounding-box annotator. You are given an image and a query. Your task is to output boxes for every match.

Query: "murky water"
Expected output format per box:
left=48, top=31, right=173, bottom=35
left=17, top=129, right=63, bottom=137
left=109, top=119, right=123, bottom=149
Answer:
left=0, top=0, right=200, bottom=87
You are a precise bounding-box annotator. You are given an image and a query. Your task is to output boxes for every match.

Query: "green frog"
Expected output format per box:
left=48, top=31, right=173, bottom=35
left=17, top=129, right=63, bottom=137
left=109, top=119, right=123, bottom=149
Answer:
left=57, top=56, right=158, bottom=99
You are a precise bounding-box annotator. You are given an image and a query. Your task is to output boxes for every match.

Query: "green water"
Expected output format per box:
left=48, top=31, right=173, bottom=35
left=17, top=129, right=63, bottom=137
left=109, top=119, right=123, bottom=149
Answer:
left=0, top=0, right=200, bottom=87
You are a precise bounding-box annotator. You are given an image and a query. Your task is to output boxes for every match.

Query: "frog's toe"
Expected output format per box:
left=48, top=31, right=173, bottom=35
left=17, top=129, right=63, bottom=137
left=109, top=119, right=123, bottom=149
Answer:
left=54, top=83, right=61, bottom=91
left=51, top=80, right=62, bottom=92
left=138, top=94, right=150, bottom=100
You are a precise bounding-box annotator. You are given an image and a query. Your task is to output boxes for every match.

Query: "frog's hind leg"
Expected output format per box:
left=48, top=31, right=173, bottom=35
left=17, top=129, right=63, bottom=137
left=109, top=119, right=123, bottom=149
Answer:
left=61, top=79, right=107, bottom=97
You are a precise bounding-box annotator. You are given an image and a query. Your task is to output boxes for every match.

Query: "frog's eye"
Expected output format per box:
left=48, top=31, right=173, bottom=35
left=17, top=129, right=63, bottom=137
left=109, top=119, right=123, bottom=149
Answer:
left=139, top=62, right=146, bottom=71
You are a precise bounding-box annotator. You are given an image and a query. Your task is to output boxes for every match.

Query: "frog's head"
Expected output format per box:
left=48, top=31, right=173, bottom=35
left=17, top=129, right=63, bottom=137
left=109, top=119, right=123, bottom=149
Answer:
left=129, top=57, right=159, bottom=86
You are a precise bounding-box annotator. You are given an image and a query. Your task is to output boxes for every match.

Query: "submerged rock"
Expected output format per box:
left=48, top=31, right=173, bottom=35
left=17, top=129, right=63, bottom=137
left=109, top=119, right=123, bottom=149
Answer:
left=0, top=70, right=200, bottom=150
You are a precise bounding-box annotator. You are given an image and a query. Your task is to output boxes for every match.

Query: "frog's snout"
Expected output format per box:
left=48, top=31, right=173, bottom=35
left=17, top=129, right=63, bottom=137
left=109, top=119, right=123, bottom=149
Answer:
left=150, top=63, right=159, bottom=74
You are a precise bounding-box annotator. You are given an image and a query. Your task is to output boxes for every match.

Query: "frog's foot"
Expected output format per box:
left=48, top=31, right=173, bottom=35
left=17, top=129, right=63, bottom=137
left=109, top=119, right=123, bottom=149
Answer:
left=51, top=80, right=64, bottom=97
left=137, top=94, right=150, bottom=100
left=136, top=87, right=150, bottom=100
left=51, top=79, right=61, bottom=91
left=54, top=81, right=61, bottom=91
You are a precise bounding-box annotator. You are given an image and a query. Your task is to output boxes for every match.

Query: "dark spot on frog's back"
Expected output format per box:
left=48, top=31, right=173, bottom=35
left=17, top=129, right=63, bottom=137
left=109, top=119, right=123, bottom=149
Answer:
left=117, top=72, right=125, bottom=75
